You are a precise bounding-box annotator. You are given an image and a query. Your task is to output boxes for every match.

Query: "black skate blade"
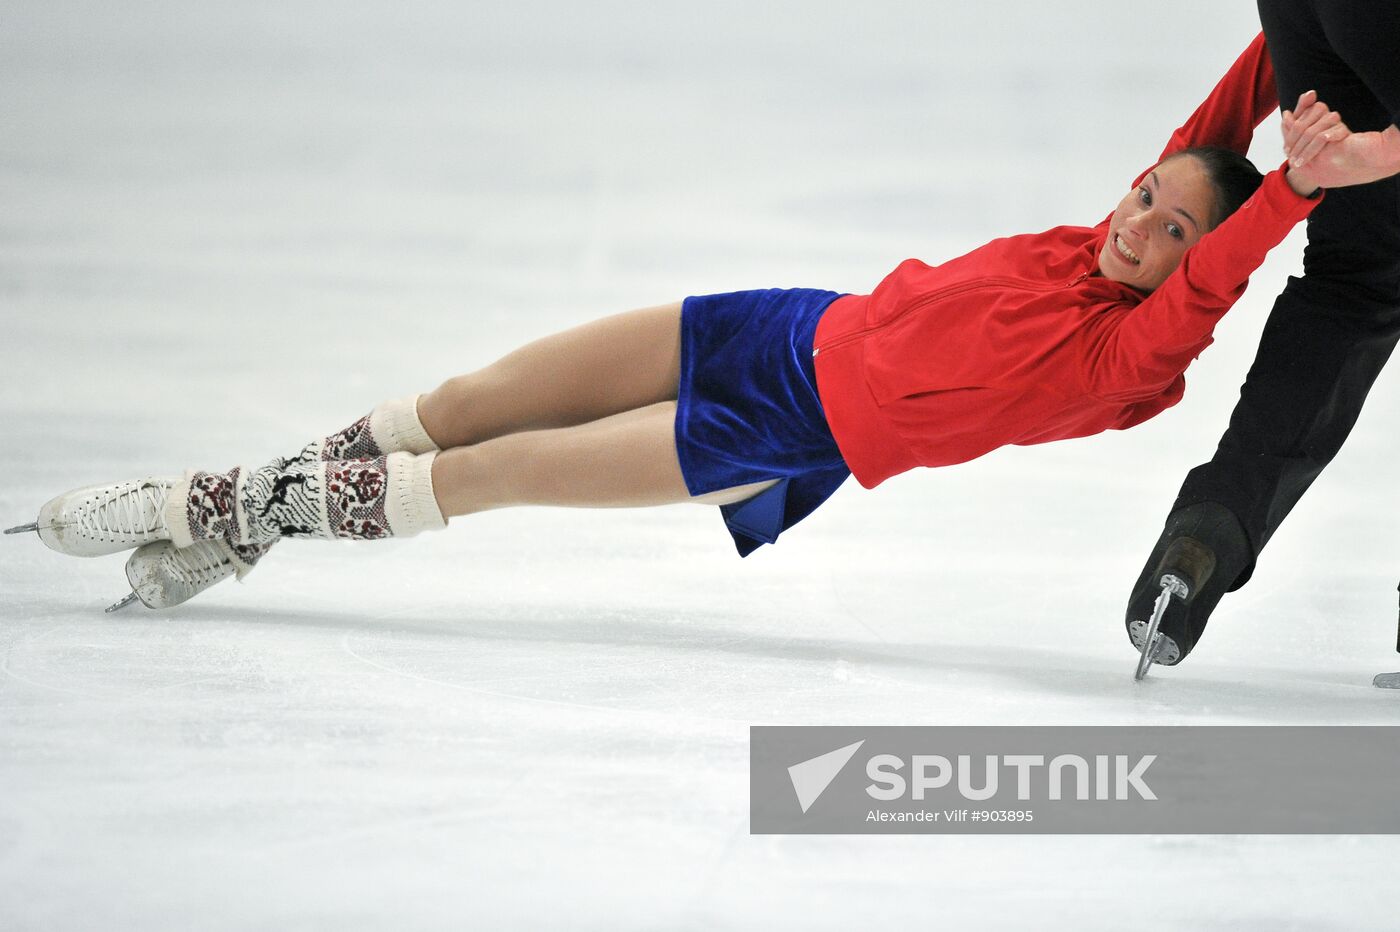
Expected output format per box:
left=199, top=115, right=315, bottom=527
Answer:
left=4, top=522, right=39, bottom=535
left=104, top=592, right=140, bottom=614
left=1373, top=672, right=1400, bottom=689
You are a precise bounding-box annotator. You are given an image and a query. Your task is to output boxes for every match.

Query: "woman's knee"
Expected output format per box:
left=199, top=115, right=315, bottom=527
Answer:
left=417, top=373, right=492, bottom=446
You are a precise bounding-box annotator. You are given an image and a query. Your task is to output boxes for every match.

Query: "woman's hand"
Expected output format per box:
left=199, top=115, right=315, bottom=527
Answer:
left=1281, top=91, right=1345, bottom=196
left=1283, top=90, right=1400, bottom=194
left=1282, top=91, right=1348, bottom=168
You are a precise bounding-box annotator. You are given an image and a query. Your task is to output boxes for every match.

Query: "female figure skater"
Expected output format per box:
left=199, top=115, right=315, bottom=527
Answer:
left=6, top=34, right=1383, bottom=611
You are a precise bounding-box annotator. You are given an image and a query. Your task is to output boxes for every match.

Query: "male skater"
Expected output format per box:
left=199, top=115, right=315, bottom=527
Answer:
left=1127, top=0, right=1400, bottom=666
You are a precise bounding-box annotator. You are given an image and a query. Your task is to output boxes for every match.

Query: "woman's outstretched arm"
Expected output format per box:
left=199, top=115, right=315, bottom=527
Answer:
left=1082, top=100, right=1348, bottom=402
left=1156, top=32, right=1277, bottom=161
left=1101, top=33, right=1276, bottom=223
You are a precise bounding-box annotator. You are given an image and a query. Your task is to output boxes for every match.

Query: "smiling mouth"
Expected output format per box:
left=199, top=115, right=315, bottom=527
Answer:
left=1114, top=234, right=1141, bottom=266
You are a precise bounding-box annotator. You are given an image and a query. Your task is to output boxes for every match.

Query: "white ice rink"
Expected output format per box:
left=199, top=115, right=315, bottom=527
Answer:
left=4, top=1, right=1400, bottom=928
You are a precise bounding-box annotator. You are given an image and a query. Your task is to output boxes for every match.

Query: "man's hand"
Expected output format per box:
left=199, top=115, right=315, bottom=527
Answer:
left=1283, top=90, right=1400, bottom=193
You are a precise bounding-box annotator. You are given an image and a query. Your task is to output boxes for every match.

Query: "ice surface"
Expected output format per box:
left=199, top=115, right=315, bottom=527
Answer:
left=3, top=1, right=1400, bottom=929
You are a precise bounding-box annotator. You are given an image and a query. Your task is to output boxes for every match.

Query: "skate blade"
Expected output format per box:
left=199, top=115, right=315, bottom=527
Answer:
left=4, top=522, right=39, bottom=535
left=1134, top=634, right=1167, bottom=681
left=1373, top=672, right=1400, bottom=689
left=104, top=592, right=141, bottom=614
left=1133, top=584, right=1175, bottom=681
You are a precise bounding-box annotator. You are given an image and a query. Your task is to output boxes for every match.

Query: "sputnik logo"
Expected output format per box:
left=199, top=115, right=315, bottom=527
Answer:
left=788, top=740, right=865, bottom=813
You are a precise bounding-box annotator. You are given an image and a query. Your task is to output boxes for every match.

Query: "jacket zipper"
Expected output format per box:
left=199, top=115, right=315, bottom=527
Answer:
left=813, top=271, right=1093, bottom=357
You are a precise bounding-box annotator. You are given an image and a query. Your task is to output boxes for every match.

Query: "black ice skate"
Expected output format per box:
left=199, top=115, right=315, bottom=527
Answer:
left=1372, top=584, right=1400, bottom=689
left=1124, top=501, right=1250, bottom=678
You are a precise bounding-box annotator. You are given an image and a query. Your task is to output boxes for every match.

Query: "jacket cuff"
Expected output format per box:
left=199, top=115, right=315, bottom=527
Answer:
left=1264, top=160, right=1325, bottom=214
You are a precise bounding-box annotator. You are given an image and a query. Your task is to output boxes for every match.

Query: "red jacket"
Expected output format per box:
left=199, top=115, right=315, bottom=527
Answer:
left=813, top=33, right=1319, bottom=489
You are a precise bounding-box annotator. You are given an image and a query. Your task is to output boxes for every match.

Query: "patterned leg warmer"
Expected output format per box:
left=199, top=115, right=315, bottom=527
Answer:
left=307, top=393, right=441, bottom=463
left=166, top=451, right=445, bottom=548
left=199, top=395, right=442, bottom=575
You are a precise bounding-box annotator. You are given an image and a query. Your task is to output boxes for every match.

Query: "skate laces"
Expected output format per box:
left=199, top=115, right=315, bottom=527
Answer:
left=166, top=541, right=232, bottom=585
left=80, top=481, right=170, bottom=539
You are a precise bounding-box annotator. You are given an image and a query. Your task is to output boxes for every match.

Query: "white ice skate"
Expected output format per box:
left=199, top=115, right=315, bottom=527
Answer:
left=106, top=538, right=243, bottom=612
left=5, top=477, right=180, bottom=557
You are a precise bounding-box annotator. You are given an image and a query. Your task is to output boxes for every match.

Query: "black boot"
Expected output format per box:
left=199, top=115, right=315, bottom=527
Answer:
left=1124, top=501, right=1252, bottom=665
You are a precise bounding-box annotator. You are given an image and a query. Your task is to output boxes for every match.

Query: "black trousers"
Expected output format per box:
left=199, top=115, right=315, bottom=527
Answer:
left=1171, top=0, right=1400, bottom=588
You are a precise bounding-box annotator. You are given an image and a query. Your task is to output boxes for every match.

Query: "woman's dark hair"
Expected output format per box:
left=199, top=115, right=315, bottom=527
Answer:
left=1166, top=145, right=1265, bottom=229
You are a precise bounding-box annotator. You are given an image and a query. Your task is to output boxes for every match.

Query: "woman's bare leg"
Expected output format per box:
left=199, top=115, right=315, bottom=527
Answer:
left=417, top=302, right=683, bottom=449
left=430, top=401, right=776, bottom=516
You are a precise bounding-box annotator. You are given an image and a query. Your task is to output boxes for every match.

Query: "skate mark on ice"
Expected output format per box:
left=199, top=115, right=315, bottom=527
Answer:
left=1, top=623, right=245, bottom=700
left=827, top=577, right=890, bottom=644
left=257, top=806, right=504, bottom=854
left=337, top=630, right=788, bottom=726
left=339, top=624, right=761, bottom=689
left=2, top=625, right=94, bottom=698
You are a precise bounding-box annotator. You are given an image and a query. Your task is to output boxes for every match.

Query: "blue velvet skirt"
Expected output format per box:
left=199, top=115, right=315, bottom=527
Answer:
left=674, top=288, right=851, bottom=556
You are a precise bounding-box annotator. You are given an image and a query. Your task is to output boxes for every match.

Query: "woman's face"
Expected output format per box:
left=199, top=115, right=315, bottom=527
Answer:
left=1098, top=155, right=1217, bottom=292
